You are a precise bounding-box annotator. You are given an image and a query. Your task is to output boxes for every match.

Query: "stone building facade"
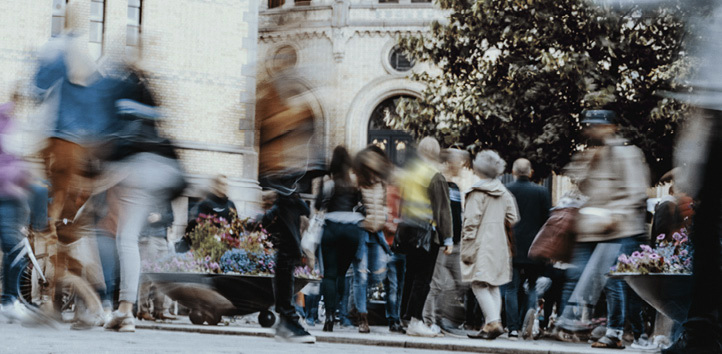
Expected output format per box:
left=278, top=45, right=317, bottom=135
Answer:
left=1, top=0, right=260, bottom=235
left=258, top=0, right=445, bottom=159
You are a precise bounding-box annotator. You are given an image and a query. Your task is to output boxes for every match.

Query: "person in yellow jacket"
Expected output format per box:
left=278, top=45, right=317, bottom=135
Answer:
left=397, top=137, right=454, bottom=337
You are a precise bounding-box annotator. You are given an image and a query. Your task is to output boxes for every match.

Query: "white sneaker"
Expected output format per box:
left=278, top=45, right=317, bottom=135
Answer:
left=407, top=318, right=443, bottom=337
left=0, top=300, right=31, bottom=324
left=430, top=323, right=442, bottom=335
left=104, top=311, right=135, bottom=332
left=96, top=309, right=113, bottom=327
left=631, top=334, right=657, bottom=350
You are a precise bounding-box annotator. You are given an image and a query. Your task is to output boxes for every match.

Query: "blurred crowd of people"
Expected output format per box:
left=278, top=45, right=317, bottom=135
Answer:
left=0, top=1, right=186, bottom=333
left=290, top=109, right=696, bottom=352
left=2, top=2, right=722, bottom=354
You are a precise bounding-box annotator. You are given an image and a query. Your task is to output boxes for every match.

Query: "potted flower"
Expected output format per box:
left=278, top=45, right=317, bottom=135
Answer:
left=142, top=212, right=320, bottom=327
left=609, top=229, right=693, bottom=323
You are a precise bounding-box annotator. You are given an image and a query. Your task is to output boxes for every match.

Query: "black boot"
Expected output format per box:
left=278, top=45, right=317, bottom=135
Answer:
left=323, top=319, right=334, bottom=332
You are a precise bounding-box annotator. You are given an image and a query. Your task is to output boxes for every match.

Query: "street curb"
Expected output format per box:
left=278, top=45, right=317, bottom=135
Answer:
left=136, top=322, right=658, bottom=354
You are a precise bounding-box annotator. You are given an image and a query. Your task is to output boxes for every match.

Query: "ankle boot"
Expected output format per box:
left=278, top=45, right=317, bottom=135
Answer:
left=323, top=319, right=334, bottom=332
left=358, top=313, right=370, bottom=333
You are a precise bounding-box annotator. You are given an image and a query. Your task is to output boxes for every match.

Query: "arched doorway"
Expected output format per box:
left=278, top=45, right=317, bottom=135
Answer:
left=367, top=95, right=414, bottom=167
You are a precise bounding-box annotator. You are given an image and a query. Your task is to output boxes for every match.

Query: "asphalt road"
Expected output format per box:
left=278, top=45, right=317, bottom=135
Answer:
left=0, top=322, right=485, bottom=354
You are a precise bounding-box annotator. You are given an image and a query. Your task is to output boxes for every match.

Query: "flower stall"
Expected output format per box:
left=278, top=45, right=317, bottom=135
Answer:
left=142, top=213, right=319, bottom=326
left=609, top=229, right=694, bottom=323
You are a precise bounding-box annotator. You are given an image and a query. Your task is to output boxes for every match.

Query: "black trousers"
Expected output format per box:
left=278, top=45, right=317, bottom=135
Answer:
left=273, top=234, right=302, bottom=321
left=319, top=221, right=363, bottom=318
left=401, top=243, right=440, bottom=321
left=685, top=109, right=722, bottom=340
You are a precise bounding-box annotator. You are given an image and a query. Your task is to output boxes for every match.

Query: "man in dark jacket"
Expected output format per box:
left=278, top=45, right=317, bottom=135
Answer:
left=197, top=175, right=236, bottom=220
left=503, top=158, right=551, bottom=338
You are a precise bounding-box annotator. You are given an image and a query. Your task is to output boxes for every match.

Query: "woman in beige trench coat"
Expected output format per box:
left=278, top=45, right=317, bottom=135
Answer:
left=461, top=150, right=519, bottom=340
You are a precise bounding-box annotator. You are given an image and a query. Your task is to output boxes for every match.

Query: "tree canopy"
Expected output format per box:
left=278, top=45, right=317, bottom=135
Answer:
left=393, top=0, right=691, bottom=180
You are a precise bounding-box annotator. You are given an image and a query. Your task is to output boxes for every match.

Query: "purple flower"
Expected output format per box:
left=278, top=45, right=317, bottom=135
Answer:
left=631, top=251, right=642, bottom=258
left=673, top=232, right=683, bottom=241
left=656, top=234, right=666, bottom=240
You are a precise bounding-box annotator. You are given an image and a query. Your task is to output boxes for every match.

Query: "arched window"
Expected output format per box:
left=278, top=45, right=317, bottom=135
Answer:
left=368, top=95, right=414, bottom=166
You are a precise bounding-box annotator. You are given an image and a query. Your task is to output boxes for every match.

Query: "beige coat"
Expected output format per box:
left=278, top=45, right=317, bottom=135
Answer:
left=563, top=136, right=649, bottom=242
left=460, top=179, right=519, bottom=286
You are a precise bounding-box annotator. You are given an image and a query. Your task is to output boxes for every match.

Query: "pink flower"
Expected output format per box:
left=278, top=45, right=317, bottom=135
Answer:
left=673, top=232, right=683, bottom=241
left=631, top=251, right=642, bottom=258
left=657, top=234, right=666, bottom=240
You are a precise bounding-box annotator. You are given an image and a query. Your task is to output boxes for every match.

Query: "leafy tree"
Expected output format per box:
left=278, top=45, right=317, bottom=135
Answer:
left=392, top=0, right=691, bottom=180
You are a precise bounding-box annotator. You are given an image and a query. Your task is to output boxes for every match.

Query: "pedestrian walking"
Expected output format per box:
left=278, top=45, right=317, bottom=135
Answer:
left=461, top=150, right=519, bottom=340
left=316, top=146, right=365, bottom=333
left=502, top=158, right=551, bottom=338
left=137, top=201, right=175, bottom=321
left=422, top=148, right=469, bottom=335
left=0, top=102, right=33, bottom=323
left=383, top=182, right=406, bottom=333
left=397, top=137, right=454, bottom=337
left=555, top=109, right=650, bottom=349
left=352, top=145, right=392, bottom=333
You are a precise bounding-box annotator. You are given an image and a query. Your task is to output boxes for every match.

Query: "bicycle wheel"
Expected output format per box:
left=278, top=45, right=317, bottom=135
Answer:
left=0, top=256, right=36, bottom=306
left=18, top=261, right=35, bottom=306
left=57, top=274, right=103, bottom=317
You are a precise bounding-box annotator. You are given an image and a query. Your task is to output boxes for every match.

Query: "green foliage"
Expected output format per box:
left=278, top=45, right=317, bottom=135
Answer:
left=395, top=0, right=691, bottom=180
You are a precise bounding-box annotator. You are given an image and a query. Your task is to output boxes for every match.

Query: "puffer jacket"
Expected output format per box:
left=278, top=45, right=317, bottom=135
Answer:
left=360, top=182, right=387, bottom=233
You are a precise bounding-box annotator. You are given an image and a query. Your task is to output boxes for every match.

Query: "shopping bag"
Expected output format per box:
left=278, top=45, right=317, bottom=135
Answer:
left=301, top=211, right=325, bottom=264
left=528, top=207, right=578, bottom=263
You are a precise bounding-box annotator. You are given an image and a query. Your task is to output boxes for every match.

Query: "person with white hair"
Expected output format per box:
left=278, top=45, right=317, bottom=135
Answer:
left=461, top=150, right=519, bottom=340
left=396, top=137, right=454, bottom=337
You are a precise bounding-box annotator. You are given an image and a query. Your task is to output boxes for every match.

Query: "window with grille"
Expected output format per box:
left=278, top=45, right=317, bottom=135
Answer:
left=268, top=0, right=284, bottom=9
left=89, top=0, right=106, bottom=60
left=127, top=0, right=142, bottom=58
left=51, top=0, right=67, bottom=37
left=388, top=46, right=414, bottom=72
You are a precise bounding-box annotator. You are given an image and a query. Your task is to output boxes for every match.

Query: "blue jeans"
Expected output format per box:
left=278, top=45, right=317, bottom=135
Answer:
left=95, top=230, right=118, bottom=307
left=26, top=183, right=48, bottom=232
left=384, top=252, right=406, bottom=323
left=503, top=264, right=542, bottom=331
left=305, top=293, right=320, bottom=323
left=352, top=233, right=389, bottom=314
left=0, top=197, right=29, bottom=305
left=559, top=235, right=643, bottom=332
left=337, top=270, right=353, bottom=325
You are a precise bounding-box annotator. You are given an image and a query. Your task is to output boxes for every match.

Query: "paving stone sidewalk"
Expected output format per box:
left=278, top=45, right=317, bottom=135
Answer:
left=136, top=318, right=659, bottom=354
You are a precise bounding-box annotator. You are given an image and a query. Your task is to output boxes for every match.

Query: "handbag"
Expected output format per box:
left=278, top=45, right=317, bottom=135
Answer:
left=528, top=207, right=578, bottom=263
left=391, top=221, right=433, bottom=254
left=575, top=207, right=618, bottom=235
left=300, top=210, right=325, bottom=264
